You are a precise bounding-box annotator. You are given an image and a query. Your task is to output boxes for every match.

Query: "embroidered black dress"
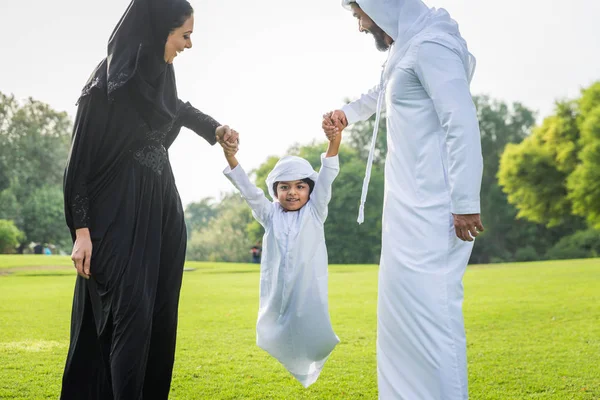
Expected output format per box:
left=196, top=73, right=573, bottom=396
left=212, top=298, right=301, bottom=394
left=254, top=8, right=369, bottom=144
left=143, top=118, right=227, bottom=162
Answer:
left=60, top=1, right=218, bottom=398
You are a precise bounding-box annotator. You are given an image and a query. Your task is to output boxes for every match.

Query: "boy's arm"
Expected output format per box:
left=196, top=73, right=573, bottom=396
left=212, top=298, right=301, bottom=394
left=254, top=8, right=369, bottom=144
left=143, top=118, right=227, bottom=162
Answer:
left=225, top=153, right=239, bottom=170
left=218, top=133, right=273, bottom=226
left=310, top=132, right=342, bottom=222
left=224, top=164, right=274, bottom=227
left=325, top=130, right=342, bottom=158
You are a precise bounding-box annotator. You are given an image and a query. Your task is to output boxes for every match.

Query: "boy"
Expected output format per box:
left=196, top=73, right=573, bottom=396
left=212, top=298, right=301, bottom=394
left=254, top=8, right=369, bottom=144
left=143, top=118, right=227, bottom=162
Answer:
left=217, top=123, right=343, bottom=388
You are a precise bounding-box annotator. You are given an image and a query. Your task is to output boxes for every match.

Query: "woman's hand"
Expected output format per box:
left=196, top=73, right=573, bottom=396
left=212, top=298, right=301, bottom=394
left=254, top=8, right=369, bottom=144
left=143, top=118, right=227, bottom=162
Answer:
left=72, top=228, right=92, bottom=279
left=216, top=125, right=239, bottom=144
left=216, top=125, right=239, bottom=155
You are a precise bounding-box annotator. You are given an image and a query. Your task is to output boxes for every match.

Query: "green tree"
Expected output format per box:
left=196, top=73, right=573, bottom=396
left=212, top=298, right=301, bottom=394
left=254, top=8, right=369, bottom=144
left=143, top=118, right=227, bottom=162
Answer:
left=0, top=219, right=24, bottom=254
left=498, top=100, right=580, bottom=226
left=20, top=185, right=71, bottom=247
left=567, top=82, right=600, bottom=227
left=0, top=188, right=20, bottom=223
left=499, top=81, right=600, bottom=228
left=186, top=194, right=255, bottom=262
left=0, top=91, right=72, bottom=248
left=184, top=197, right=218, bottom=238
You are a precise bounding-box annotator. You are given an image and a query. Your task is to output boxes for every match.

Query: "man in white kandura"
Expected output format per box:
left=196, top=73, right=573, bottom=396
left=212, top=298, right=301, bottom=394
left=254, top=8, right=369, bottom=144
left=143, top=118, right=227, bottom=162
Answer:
left=322, top=0, right=484, bottom=398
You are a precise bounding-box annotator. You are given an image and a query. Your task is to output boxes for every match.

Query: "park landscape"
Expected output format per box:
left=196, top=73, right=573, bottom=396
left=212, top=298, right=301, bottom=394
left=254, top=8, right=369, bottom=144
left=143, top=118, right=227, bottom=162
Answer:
left=0, top=255, right=598, bottom=399
left=1, top=16, right=599, bottom=399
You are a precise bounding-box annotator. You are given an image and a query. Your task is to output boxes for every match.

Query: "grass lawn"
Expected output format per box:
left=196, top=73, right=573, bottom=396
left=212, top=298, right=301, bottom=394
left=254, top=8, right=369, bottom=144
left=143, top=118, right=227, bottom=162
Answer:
left=0, top=256, right=599, bottom=399
left=0, top=254, right=72, bottom=270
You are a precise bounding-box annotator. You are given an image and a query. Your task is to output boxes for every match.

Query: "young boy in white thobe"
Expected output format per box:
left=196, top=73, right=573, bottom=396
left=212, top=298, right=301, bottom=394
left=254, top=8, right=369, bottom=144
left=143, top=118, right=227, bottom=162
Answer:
left=217, top=124, right=343, bottom=388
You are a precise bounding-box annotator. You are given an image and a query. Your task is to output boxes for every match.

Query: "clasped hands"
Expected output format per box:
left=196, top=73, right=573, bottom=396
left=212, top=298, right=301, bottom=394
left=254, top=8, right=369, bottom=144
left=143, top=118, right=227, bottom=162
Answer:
left=216, top=125, right=239, bottom=156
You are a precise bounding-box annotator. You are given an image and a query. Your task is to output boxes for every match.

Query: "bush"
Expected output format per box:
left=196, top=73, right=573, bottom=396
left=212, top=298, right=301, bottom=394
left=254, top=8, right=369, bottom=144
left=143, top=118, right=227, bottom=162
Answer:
left=545, top=229, right=600, bottom=260
left=514, top=245, right=540, bottom=262
left=0, top=219, right=25, bottom=253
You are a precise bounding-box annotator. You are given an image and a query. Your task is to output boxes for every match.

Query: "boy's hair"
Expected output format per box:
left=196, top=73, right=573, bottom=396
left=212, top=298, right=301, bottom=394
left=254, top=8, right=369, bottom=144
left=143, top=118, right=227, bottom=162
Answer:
left=272, top=178, right=315, bottom=197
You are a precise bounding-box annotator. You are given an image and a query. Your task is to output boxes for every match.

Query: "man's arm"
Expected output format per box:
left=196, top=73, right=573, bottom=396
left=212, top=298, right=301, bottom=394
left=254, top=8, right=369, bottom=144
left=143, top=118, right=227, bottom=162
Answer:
left=341, top=85, right=382, bottom=125
left=322, top=84, right=383, bottom=139
left=414, top=41, right=484, bottom=241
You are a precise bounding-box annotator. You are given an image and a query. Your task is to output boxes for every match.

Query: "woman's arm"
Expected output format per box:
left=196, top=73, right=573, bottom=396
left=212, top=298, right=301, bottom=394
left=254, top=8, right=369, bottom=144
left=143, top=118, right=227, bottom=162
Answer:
left=178, top=101, right=221, bottom=145
left=64, top=90, right=108, bottom=278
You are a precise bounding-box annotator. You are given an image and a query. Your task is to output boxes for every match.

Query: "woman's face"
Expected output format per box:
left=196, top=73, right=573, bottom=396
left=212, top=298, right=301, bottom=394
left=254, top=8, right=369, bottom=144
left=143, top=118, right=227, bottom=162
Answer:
left=164, top=15, right=194, bottom=64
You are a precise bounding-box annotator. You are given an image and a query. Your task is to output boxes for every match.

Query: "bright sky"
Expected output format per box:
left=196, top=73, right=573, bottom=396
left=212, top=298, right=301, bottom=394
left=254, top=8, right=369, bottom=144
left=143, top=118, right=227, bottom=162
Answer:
left=1, top=0, right=598, bottom=206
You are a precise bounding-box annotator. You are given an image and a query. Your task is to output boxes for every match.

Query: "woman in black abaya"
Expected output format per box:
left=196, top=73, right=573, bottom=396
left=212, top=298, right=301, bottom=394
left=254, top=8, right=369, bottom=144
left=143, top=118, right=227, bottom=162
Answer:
left=60, top=1, right=237, bottom=398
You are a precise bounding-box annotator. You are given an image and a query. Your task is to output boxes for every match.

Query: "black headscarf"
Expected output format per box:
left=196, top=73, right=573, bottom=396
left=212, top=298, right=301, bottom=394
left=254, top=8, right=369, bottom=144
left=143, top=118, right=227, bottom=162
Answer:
left=79, top=0, right=193, bottom=130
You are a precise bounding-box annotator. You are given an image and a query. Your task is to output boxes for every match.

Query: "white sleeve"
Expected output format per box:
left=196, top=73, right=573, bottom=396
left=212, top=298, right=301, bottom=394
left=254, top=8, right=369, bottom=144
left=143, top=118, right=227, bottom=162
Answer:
left=224, top=164, right=274, bottom=226
left=414, top=41, right=483, bottom=215
left=309, top=154, right=340, bottom=222
left=341, top=85, right=382, bottom=125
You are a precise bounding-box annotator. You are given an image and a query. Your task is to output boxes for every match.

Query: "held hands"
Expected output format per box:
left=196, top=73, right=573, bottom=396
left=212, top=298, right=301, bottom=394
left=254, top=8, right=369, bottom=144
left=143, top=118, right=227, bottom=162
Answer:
left=216, top=125, right=239, bottom=157
left=322, top=110, right=348, bottom=141
left=72, top=228, right=92, bottom=279
left=453, top=214, right=484, bottom=242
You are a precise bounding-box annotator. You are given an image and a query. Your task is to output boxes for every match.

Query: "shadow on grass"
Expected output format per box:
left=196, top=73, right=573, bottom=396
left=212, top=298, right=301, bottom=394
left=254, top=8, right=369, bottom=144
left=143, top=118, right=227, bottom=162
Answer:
left=11, top=272, right=74, bottom=278
left=203, top=269, right=259, bottom=275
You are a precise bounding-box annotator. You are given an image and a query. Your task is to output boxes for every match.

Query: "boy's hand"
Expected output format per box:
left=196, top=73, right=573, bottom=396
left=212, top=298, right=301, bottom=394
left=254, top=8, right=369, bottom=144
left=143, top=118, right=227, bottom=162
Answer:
left=322, top=110, right=347, bottom=141
left=216, top=125, right=239, bottom=155
left=218, top=129, right=239, bottom=157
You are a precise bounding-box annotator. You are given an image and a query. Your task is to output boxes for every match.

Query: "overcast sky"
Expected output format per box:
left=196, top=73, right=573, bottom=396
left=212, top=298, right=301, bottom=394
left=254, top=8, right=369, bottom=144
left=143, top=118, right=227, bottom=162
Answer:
left=1, top=0, right=598, bottom=206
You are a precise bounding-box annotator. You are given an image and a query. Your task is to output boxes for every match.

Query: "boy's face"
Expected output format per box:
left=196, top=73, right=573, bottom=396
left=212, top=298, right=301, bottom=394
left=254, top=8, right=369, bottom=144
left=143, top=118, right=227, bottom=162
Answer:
left=276, top=180, right=310, bottom=211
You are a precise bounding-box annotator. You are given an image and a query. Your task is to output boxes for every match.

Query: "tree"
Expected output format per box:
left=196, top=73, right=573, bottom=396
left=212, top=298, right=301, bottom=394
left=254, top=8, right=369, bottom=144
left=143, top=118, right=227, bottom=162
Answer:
left=0, top=219, right=24, bottom=254
left=567, top=82, right=600, bottom=227
left=0, top=91, right=72, bottom=248
left=184, top=197, right=218, bottom=238
left=20, top=185, right=71, bottom=247
left=498, top=81, right=600, bottom=228
left=498, top=100, right=580, bottom=226
left=186, top=194, right=255, bottom=262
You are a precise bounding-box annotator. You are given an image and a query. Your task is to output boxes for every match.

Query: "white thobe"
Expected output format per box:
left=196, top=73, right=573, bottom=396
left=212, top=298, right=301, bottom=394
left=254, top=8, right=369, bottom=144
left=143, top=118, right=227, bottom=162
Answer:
left=343, top=41, right=483, bottom=399
left=224, top=154, right=340, bottom=388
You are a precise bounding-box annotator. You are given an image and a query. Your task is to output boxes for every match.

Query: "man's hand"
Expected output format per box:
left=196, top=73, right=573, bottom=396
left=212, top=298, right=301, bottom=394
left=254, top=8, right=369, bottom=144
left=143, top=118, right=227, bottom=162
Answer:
left=453, top=214, right=484, bottom=242
left=322, top=110, right=348, bottom=141
left=72, top=228, right=92, bottom=279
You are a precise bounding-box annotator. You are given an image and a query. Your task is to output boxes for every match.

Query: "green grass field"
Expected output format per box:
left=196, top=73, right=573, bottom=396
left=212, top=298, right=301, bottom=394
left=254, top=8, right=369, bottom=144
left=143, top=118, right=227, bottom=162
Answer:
left=0, top=255, right=599, bottom=399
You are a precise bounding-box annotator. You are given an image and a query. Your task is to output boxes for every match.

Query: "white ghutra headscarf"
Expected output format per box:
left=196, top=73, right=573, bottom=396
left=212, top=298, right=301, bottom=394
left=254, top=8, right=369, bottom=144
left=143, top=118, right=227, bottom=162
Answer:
left=342, top=0, right=476, bottom=224
left=265, top=156, right=319, bottom=201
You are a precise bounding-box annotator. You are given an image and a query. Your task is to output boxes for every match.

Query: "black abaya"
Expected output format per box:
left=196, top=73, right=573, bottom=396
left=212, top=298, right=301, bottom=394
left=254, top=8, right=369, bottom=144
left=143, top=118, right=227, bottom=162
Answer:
left=61, top=87, right=218, bottom=400
left=60, top=1, right=220, bottom=398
